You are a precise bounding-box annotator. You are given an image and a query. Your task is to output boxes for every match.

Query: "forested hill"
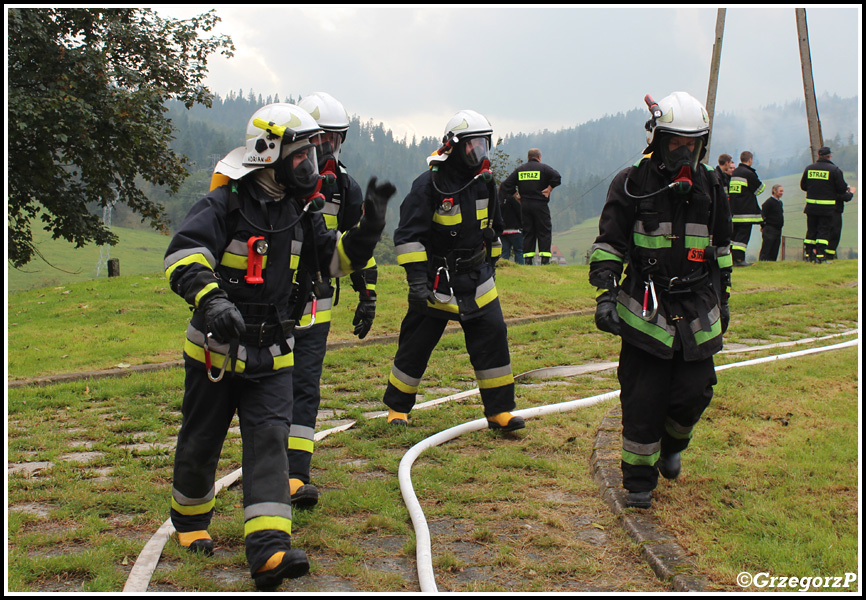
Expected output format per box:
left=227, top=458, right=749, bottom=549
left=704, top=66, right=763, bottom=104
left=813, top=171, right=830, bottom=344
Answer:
left=136, top=92, right=857, bottom=236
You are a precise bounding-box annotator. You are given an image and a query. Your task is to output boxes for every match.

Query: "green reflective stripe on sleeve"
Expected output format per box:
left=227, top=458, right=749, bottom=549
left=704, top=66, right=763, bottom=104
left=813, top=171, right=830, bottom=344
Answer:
left=288, top=437, right=315, bottom=454
left=194, top=282, right=219, bottom=308
left=244, top=515, right=292, bottom=538
left=590, top=248, right=623, bottom=264
left=718, top=253, right=733, bottom=269
left=685, top=236, right=709, bottom=248
left=755, top=183, right=765, bottom=195
left=165, top=252, right=212, bottom=282
left=397, top=251, right=427, bottom=265
left=172, top=497, right=215, bottom=516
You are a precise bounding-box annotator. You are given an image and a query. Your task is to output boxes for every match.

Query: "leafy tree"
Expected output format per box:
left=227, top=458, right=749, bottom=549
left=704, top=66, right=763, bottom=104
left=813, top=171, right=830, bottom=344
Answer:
left=7, top=8, right=234, bottom=267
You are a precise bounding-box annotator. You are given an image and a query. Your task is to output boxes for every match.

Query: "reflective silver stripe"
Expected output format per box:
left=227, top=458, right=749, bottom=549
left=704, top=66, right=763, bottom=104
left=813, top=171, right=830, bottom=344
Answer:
left=685, top=223, right=709, bottom=237
left=322, top=201, right=340, bottom=216
left=475, top=365, right=512, bottom=380
left=292, top=240, right=303, bottom=255
left=164, top=247, right=217, bottom=271
left=731, top=176, right=747, bottom=184
left=634, top=221, right=672, bottom=236
left=244, top=501, right=293, bottom=521
left=622, top=437, right=661, bottom=456
left=172, top=485, right=215, bottom=506
left=289, top=424, right=315, bottom=441
left=665, top=417, right=694, bottom=439
left=474, top=276, right=496, bottom=300
left=186, top=324, right=249, bottom=362
left=475, top=198, right=489, bottom=211
left=391, top=365, right=421, bottom=388
left=618, top=293, right=675, bottom=336
left=302, top=296, right=333, bottom=316
left=396, top=242, right=427, bottom=256
left=224, top=239, right=248, bottom=255
left=590, top=242, right=624, bottom=260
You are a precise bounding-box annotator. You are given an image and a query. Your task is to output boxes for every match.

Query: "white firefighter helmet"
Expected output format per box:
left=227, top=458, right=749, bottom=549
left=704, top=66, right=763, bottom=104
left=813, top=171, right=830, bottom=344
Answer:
left=298, top=92, right=350, bottom=140
left=432, top=109, right=493, bottom=169
left=645, top=91, right=710, bottom=146
left=213, top=103, right=323, bottom=183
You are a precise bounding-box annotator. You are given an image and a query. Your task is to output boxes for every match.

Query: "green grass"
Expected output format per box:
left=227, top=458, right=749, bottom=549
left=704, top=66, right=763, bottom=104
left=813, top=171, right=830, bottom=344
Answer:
left=6, top=259, right=859, bottom=592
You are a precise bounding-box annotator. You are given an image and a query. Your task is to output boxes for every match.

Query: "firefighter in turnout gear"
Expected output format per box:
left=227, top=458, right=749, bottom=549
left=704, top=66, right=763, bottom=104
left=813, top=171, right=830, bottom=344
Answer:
left=164, top=103, right=395, bottom=590
left=728, top=151, right=764, bottom=266
left=800, top=146, right=855, bottom=262
left=286, top=92, right=377, bottom=508
left=383, top=109, right=523, bottom=432
left=500, top=148, right=562, bottom=264
left=589, top=92, right=733, bottom=509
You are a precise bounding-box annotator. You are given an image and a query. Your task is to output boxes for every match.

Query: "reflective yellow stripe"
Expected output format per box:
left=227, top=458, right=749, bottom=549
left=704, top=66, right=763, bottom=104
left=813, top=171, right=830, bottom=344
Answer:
left=194, top=282, right=219, bottom=309
left=478, top=372, right=514, bottom=389
left=389, top=371, right=418, bottom=394
left=220, top=252, right=269, bottom=270
left=433, top=212, right=462, bottom=226
left=273, top=352, right=294, bottom=370
left=476, top=285, right=498, bottom=309
left=324, top=214, right=339, bottom=229
left=299, top=309, right=332, bottom=326
left=288, top=437, right=315, bottom=453
left=244, top=515, right=292, bottom=537
left=184, top=339, right=247, bottom=373
left=397, top=251, right=427, bottom=265
left=171, top=497, right=215, bottom=516
left=165, top=253, right=212, bottom=282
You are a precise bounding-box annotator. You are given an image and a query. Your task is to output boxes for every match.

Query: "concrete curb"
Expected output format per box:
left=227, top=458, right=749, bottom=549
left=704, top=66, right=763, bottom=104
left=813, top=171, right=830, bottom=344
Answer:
left=590, top=404, right=712, bottom=592
left=8, top=310, right=591, bottom=389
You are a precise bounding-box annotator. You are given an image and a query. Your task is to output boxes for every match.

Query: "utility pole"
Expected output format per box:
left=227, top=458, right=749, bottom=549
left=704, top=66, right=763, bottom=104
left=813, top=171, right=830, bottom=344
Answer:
left=796, top=8, right=824, bottom=163
left=704, top=8, right=726, bottom=163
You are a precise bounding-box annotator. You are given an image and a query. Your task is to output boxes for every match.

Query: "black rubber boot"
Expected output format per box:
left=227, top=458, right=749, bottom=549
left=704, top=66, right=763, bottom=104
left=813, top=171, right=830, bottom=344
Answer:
left=486, top=412, right=526, bottom=432
left=657, top=452, right=682, bottom=480
left=290, top=481, right=319, bottom=509
left=625, top=491, right=653, bottom=509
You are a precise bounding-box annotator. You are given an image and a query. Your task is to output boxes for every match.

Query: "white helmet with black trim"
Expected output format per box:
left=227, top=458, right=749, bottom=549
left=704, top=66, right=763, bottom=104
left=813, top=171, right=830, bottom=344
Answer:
left=439, top=109, right=494, bottom=170
left=298, top=92, right=350, bottom=172
left=645, top=91, right=710, bottom=171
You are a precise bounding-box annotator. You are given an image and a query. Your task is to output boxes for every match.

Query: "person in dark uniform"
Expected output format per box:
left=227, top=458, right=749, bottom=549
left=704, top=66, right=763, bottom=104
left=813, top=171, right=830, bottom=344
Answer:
left=800, top=146, right=856, bottom=262
left=285, top=92, right=379, bottom=509
left=589, top=91, right=732, bottom=509
left=500, top=148, right=561, bottom=264
left=498, top=185, right=524, bottom=264
left=714, top=153, right=734, bottom=201
left=164, top=103, right=395, bottom=590
left=384, top=109, right=524, bottom=433
left=728, top=151, right=764, bottom=266
left=759, top=185, right=784, bottom=261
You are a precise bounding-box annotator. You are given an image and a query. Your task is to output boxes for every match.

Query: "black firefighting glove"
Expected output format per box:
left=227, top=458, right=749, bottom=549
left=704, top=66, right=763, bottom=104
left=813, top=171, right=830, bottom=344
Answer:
left=594, top=290, right=621, bottom=336
left=352, top=296, right=377, bottom=339
left=720, top=295, right=730, bottom=334
left=201, top=292, right=246, bottom=343
left=359, top=177, right=397, bottom=238
left=408, top=279, right=435, bottom=312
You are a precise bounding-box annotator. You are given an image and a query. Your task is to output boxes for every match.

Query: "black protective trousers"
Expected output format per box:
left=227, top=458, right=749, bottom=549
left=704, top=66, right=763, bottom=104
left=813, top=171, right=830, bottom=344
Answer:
left=288, top=321, right=331, bottom=483
left=382, top=301, right=515, bottom=417
left=521, top=199, right=553, bottom=264
left=617, top=341, right=717, bottom=493
left=171, top=364, right=295, bottom=575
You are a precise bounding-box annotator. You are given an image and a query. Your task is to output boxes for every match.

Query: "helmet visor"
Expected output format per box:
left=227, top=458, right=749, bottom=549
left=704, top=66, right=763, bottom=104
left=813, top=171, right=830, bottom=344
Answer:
left=280, top=141, right=320, bottom=191
left=311, top=131, right=342, bottom=169
left=660, top=134, right=704, bottom=171
left=461, top=136, right=490, bottom=168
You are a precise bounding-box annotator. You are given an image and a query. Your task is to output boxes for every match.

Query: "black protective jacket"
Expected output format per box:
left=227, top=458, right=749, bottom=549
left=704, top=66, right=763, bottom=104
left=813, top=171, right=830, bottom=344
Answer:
left=800, top=157, right=853, bottom=216
left=589, top=156, right=733, bottom=361
left=394, top=160, right=504, bottom=321
left=500, top=158, right=562, bottom=203
left=729, top=163, right=764, bottom=223
left=761, top=195, right=784, bottom=231
left=164, top=177, right=373, bottom=376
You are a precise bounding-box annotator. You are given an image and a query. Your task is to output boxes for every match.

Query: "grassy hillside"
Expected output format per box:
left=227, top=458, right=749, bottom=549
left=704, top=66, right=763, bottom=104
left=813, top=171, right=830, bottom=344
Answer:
left=553, top=172, right=859, bottom=264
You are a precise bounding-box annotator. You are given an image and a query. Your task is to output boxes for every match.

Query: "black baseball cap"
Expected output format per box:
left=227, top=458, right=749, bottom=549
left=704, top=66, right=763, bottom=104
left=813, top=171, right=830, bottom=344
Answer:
left=818, top=146, right=831, bottom=156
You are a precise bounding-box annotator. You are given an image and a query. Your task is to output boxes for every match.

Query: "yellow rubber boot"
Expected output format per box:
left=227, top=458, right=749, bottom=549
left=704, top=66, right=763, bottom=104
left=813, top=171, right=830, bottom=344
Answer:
left=177, top=530, right=214, bottom=556
left=387, top=409, right=409, bottom=426
left=289, top=477, right=319, bottom=508
left=486, top=412, right=525, bottom=432
left=253, top=548, right=310, bottom=591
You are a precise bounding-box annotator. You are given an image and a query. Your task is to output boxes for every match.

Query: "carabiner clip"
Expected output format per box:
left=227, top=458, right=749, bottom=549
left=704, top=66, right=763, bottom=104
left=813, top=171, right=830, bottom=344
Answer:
left=641, top=277, right=658, bottom=321
left=204, top=332, right=229, bottom=383
left=433, top=266, right=454, bottom=303
left=294, top=296, right=317, bottom=331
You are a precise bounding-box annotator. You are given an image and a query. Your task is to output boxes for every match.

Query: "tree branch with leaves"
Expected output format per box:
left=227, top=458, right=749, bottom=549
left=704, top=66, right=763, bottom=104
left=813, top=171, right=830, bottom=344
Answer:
left=7, top=8, right=234, bottom=267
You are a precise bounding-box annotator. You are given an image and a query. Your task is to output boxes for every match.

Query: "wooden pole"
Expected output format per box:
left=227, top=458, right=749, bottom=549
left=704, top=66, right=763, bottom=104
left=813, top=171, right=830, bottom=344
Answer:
left=796, top=8, right=824, bottom=163
left=704, top=8, right=726, bottom=163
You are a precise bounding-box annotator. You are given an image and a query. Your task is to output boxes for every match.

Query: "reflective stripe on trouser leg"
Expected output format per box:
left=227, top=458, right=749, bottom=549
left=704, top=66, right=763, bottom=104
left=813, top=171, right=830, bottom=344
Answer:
left=171, top=363, right=236, bottom=533
left=463, top=299, right=516, bottom=416
left=289, top=322, right=330, bottom=483
left=238, top=370, right=295, bottom=576
left=382, top=310, right=448, bottom=413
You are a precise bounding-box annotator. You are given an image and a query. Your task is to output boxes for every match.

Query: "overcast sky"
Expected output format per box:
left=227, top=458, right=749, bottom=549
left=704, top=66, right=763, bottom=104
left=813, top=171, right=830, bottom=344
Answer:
left=155, top=4, right=861, bottom=142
